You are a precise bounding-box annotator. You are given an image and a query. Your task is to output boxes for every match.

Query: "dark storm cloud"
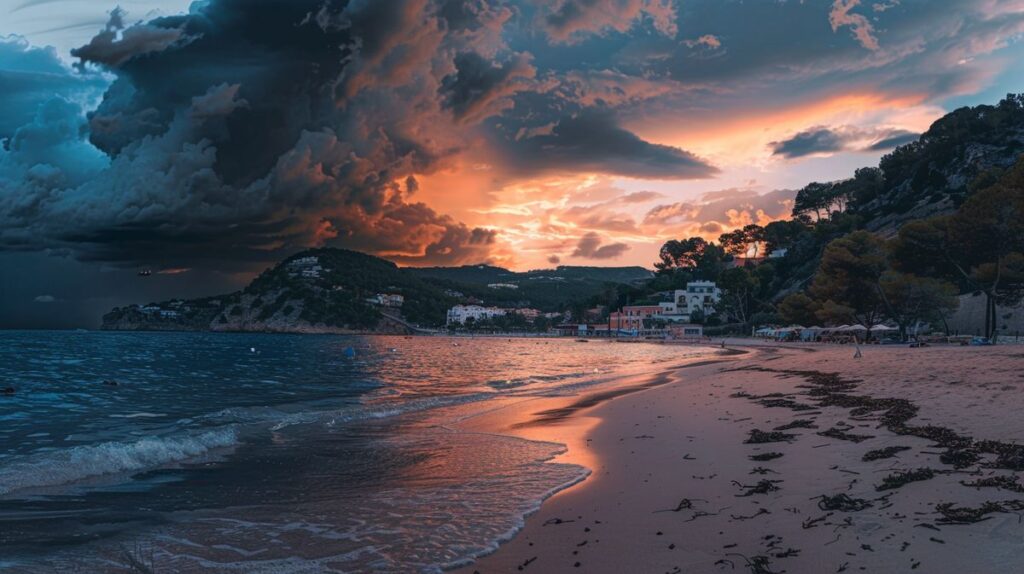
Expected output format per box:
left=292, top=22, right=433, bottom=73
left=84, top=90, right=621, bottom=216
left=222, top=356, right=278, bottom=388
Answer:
left=441, top=51, right=536, bottom=123
left=71, top=8, right=194, bottom=69
left=501, top=110, right=718, bottom=179
left=1, top=0, right=510, bottom=270
left=571, top=231, right=630, bottom=259
left=771, top=126, right=920, bottom=159
left=0, top=36, right=106, bottom=138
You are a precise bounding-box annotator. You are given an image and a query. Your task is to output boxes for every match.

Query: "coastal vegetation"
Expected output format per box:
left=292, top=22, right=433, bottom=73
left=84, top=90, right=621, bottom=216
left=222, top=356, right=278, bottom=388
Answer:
left=628, top=94, right=1024, bottom=340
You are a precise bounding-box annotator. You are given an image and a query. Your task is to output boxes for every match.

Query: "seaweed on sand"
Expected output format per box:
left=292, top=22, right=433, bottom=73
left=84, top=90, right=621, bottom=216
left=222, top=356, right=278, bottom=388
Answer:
left=750, top=452, right=784, bottom=461
left=961, top=475, right=1024, bottom=493
left=862, top=446, right=912, bottom=461
left=774, top=419, right=818, bottom=431
left=745, top=429, right=796, bottom=444
left=818, top=427, right=875, bottom=443
left=935, top=502, right=1006, bottom=524
left=876, top=468, right=935, bottom=491
left=816, top=494, right=872, bottom=512
left=733, top=479, right=782, bottom=497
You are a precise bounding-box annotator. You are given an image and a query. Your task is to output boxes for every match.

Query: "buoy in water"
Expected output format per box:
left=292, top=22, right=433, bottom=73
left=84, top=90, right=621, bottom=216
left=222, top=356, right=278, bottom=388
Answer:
left=343, top=347, right=357, bottom=358
left=250, top=347, right=256, bottom=353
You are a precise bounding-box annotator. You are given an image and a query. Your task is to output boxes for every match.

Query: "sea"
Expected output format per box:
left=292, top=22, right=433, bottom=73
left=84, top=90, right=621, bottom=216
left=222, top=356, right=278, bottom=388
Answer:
left=0, top=331, right=715, bottom=572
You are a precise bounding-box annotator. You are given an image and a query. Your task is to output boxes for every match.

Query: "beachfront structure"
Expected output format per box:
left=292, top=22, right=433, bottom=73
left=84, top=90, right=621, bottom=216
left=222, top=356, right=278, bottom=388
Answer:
left=446, top=304, right=508, bottom=325
left=668, top=324, right=704, bottom=340
left=609, top=305, right=663, bottom=331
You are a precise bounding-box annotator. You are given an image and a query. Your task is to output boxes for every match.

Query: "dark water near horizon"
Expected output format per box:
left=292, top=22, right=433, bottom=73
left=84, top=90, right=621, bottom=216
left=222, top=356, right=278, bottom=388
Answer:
left=0, top=331, right=713, bottom=572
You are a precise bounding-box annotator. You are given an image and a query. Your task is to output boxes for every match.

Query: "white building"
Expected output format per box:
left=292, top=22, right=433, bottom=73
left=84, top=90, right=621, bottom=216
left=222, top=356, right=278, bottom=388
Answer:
left=487, top=283, right=519, bottom=290
left=674, top=281, right=721, bottom=316
left=287, top=256, right=324, bottom=279
left=446, top=305, right=509, bottom=325
left=369, top=294, right=404, bottom=308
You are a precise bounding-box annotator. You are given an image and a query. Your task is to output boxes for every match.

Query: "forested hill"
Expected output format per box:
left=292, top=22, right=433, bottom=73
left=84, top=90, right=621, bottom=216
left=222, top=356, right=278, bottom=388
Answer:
left=794, top=94, right=1024, bottom=235
left=101, top=249, right=648, bottom=333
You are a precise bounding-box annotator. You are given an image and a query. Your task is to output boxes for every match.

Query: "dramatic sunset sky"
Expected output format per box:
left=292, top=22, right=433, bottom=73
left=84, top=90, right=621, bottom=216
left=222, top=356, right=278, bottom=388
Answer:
left=2, top=0, right=1023, bottom=327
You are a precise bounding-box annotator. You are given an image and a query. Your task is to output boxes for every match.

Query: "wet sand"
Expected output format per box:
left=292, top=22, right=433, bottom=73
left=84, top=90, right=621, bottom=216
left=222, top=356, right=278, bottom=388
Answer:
left=454, top=343, right=1024, bottom=573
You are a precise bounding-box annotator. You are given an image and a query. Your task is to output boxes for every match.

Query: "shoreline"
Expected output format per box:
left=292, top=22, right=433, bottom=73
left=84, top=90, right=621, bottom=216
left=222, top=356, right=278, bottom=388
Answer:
left=455, top=344, right=1024, bottom=573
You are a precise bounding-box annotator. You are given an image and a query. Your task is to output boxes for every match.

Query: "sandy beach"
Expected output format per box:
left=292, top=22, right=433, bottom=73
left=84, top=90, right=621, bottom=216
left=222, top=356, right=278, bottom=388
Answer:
left=454, top=343, right=1024, bottom=573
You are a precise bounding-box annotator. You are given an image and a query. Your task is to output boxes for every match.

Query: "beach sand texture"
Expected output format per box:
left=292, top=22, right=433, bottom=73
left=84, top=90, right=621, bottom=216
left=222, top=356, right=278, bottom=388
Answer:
left=457, top=344, right=1024, bottom=573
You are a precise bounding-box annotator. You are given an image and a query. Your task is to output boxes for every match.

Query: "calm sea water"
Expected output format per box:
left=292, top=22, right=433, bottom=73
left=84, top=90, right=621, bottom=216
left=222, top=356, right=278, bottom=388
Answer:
left=0, top=331, right=712, bottom=572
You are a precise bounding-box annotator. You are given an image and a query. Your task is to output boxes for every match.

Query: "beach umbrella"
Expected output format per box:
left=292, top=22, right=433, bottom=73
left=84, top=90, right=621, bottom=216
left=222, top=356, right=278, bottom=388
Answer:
left=871, top=324, right=897, bottom=331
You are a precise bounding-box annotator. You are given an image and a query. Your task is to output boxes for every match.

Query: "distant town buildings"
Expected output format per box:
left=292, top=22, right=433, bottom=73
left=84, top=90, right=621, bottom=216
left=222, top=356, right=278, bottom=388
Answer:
left=446, top=305, right=508, bottom=325
left=368, top=293, right=405, bottom=308
left=609, top=281, right=722, bottom=331
left=287, top=256, right=324, bottom=279
left=487, top=283, right=519, bottom=290
left=514, top=308, right=541, bottom=320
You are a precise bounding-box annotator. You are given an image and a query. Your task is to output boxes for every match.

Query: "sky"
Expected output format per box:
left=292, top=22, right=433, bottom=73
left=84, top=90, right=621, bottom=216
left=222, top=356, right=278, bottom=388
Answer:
left=1, top=0, right=1023, bottom=328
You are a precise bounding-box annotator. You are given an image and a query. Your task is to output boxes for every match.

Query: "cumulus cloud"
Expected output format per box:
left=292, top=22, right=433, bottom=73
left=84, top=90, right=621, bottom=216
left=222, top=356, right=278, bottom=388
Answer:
left=571, top=232, right=630, bottom=259
left=684, top=34, right=721, bottom=49
left=643, top=188, right=795, bottom=233
left=770, top=125, right=919, bottom=158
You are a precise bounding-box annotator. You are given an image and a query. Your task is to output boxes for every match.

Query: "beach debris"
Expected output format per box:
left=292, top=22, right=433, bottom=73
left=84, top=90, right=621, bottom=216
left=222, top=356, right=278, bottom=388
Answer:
left=876, top=468, right=936, bottom=491
left=733, top=479, right=782, bottom=497
left=772, top=548, right=800, bottom=558
left=749, top=452, right=784, bottom=462
left=684, top=508, right=728, bottom=523
left=802, top=515, right=827, bottom=532
left=745, top=429, right=795, bottom=444
left=817, top=427, right=874, bottom=443
left=542, top=517, right=575, bottom=526
left=773, top=419, right=817, bottom=431
left=724, top=553, right=779, bottom=574
left=730, top=508, right=771, bottom=521
left=961, top=474, right=1024, bottom=493
left=816, top=494, right=872, bottom=512
left=655, top=498, right=706, bottom=513
left=862, top=446, right=912, bottom=461
left=517, top=556, right=538, bottom=570
left=750, top=467, right=779, bottom=475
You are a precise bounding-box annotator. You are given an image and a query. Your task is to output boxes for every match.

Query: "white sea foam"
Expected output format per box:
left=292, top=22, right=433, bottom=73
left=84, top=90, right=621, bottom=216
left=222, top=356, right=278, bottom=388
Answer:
left=0, top=427, right=238, bottom=496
